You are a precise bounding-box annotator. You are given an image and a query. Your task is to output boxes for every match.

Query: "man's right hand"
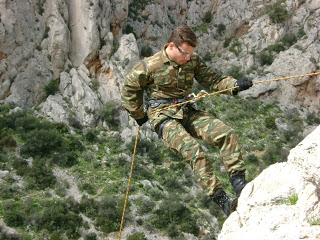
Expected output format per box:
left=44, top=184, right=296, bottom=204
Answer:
left=135, top=115, right=149, bottom=126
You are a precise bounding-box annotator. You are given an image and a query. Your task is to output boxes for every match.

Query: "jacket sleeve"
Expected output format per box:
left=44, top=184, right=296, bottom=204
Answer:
left=121, top=61, right=149, bottom=119
left=193, top=55, right=237, bottom=95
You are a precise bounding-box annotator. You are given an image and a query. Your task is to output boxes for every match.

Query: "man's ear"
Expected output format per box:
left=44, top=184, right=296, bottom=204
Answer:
left=168, top=42, right=175, bottom=49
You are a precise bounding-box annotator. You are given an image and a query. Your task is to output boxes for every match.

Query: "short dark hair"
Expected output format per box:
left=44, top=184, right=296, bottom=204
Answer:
left=168, top=25, right=197, bottom=47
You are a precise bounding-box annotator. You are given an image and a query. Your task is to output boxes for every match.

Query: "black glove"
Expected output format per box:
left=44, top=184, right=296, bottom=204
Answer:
left=135, top=115, right=149, bottom=126
left=234, top=78, right=253, bottom=91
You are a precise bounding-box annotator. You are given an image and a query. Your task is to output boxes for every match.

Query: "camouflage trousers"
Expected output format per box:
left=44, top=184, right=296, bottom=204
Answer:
left=152, top=107, right=245, bottom=196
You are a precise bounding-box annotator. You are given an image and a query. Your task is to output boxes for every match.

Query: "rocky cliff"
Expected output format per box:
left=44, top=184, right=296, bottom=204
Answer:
left=1, top=0, right=319, bottom=134
left=219, top=125, right=320, bottom=240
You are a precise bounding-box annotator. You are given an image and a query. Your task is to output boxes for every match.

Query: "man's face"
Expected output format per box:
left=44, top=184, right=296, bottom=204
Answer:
left=170, top=42, right=194, bottom=65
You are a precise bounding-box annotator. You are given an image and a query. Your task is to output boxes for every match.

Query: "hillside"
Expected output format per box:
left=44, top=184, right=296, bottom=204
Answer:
left=0, top=0, right=320, bottom=239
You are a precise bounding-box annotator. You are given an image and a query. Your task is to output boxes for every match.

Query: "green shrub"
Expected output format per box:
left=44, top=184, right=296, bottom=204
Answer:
left=268, top=42, right=285, bottom=52
left=85, top=232, right=97, bottom=240
left=0, top=184, right=21, bottom=199
left=96, top=196, right=125, bottom=233
left=167, top=224, right=179, bottom=238
left=127, top=232, right=147, bottom=240
left=246, top=154, right=259, bottom=164
left=306, top=111, right=320, bottom=125
left=203, top=52, right=212, bottom=62
left=80, top=196, right=98, bottom=218
left=297, top=28, right=306, bottom=38
left=20, top=128, right=62, bottom=157
left=45, top=79, right=59, bottom=96
left=216, top=23, right=226, bottom=35
left=281, top=33, right=297, bottom=46
left=123, top=24, right=137, bottom=39
left=150, top=195, right=197, bottom=235
left=51, top=151, right=78, bottom=167
left=12, top=157, right=29, bottom=176
left=2, top=201, right=24, bottom=227
left=141, top=45, right=153, bottom=57
left=267, top=1, right=289, bottom=23
left=36, top=199, right=82, bottom=239
left=180, top=218, right=200, bottom=235
left=265, top=116, right=276, bottom=128
left=0, top=130, right=16, bottom=150
left=26, top=160, right=56, bottom=190
left=85, top=129, right=97, bottom=142
left=229, top=38, right=242, bottom=56
left=62, top=135, right=84, bottom=152
left=259, top=51, right=274, bottom=65
left=99, top=102, right=119, bottom=130
left=262, top=143, right=280, bottom=165
left=203, top=11, right=212, bottom=23
left=137, top=197, right=155, bottom=214
left=223, top=39, right=231, bottom=48
left=228, top=65, right=244, bottom=80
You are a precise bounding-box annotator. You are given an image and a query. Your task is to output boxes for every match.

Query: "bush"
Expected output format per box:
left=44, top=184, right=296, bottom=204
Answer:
left=246, top=154, right=259, bottom=164
left=262, top=143, right=280, bottom=165
left=20, top=128, right=62, bottom=157
left=85, top=232, right=97, bottom=240
left=259, top=51, right=274, bottom=65
left=150, top=196, right=197, bottom=234
left=281, top=33, right=297, bottom=46
left=267, top=1, right=289, bottom=23
left=228, top=65, right=244, bottom=80
left=229, top=38, right=242, bottom=56
left=203, top=52, right=212, bottom=62
left=216, top=23, right=226, bottom=35
left=26, top=160, right=56, bottom=190
left=127, top=232, right=147, bottom=240
left=265, top=116, right=276, bottom=128
left=36, top=200, right=82, bottom=239
left=45, top=79, right=59, bottom=96
left=2, top=201, right=24, bottom=227
left=0, top=130, right=16, bottom=151
left=51, top=151, right=78, bottom=167
left=12, top=157, right=29, bottom=176
left=85, top=129, right=97, bottom=143
left=141, top=45, right=153, bottom=57
left=203, top=11, right=212, bottom=23
left=99, top=102, right=119, bottom=130
left=137, top=197, right=155, bottom=214
left=95, top=196, right=124, bottom=233
left=268, top=42, right=285, bottom=52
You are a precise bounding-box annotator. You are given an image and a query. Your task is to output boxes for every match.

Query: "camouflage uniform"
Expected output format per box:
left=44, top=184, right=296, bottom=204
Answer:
left=121, top=44, right=245, bottom=196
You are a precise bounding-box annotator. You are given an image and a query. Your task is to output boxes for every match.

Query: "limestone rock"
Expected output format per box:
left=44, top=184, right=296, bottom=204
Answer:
left=218, top=125, right=320, bottom=240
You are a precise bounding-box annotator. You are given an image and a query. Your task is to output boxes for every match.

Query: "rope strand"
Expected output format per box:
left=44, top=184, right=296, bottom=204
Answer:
left=118, top=71, right=319, bottom=239
left=118, top=126, right=140, bottom=240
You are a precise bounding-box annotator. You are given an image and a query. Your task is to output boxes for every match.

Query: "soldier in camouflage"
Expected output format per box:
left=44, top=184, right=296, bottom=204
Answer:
left=121, top=25, right=252, bottom=216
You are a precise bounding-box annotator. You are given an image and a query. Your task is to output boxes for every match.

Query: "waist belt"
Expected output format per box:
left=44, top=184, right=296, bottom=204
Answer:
left=149, top=97, right=189, bottom=106
left=149, top=98, right=194, bottom=140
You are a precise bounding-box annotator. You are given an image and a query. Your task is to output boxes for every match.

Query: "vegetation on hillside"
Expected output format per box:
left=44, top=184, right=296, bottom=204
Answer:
left=0, top=95, right=319, bottom=239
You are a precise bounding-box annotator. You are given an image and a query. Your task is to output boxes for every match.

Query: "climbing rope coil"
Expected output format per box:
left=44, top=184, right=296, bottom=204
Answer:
left=118, top=71, right=320, bottom=239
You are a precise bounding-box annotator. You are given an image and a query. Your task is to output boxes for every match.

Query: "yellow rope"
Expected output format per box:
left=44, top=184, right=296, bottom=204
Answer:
left=117, top=71, right=319, bottom=239
left=118, top=126, right=140, bottom=240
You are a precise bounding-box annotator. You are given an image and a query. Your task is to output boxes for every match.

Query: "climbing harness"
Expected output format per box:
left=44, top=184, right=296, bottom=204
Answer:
left=118, top=71, right=320, bottom=239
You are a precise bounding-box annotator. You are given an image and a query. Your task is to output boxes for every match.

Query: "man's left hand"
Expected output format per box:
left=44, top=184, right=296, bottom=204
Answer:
left=235, top=78, right=253, bottom=91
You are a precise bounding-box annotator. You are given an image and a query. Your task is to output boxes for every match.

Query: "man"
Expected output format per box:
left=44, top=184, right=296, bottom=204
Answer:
left=121, top=25, right=252, bottom=216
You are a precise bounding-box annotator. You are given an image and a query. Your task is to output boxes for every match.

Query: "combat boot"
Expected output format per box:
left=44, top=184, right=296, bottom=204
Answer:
left=230, top=171, right=247, bottom=197
left=210, top=189, right=238, bottom=216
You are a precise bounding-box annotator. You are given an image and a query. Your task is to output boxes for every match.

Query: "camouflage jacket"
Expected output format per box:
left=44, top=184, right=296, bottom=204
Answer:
left=121, top=44, right=237, bottom=122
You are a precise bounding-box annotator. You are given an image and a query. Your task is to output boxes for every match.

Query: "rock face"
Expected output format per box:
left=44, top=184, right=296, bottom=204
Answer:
left=219, top=125, right=320, bottom=240
left=0, top=0, right=319, bottom=129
